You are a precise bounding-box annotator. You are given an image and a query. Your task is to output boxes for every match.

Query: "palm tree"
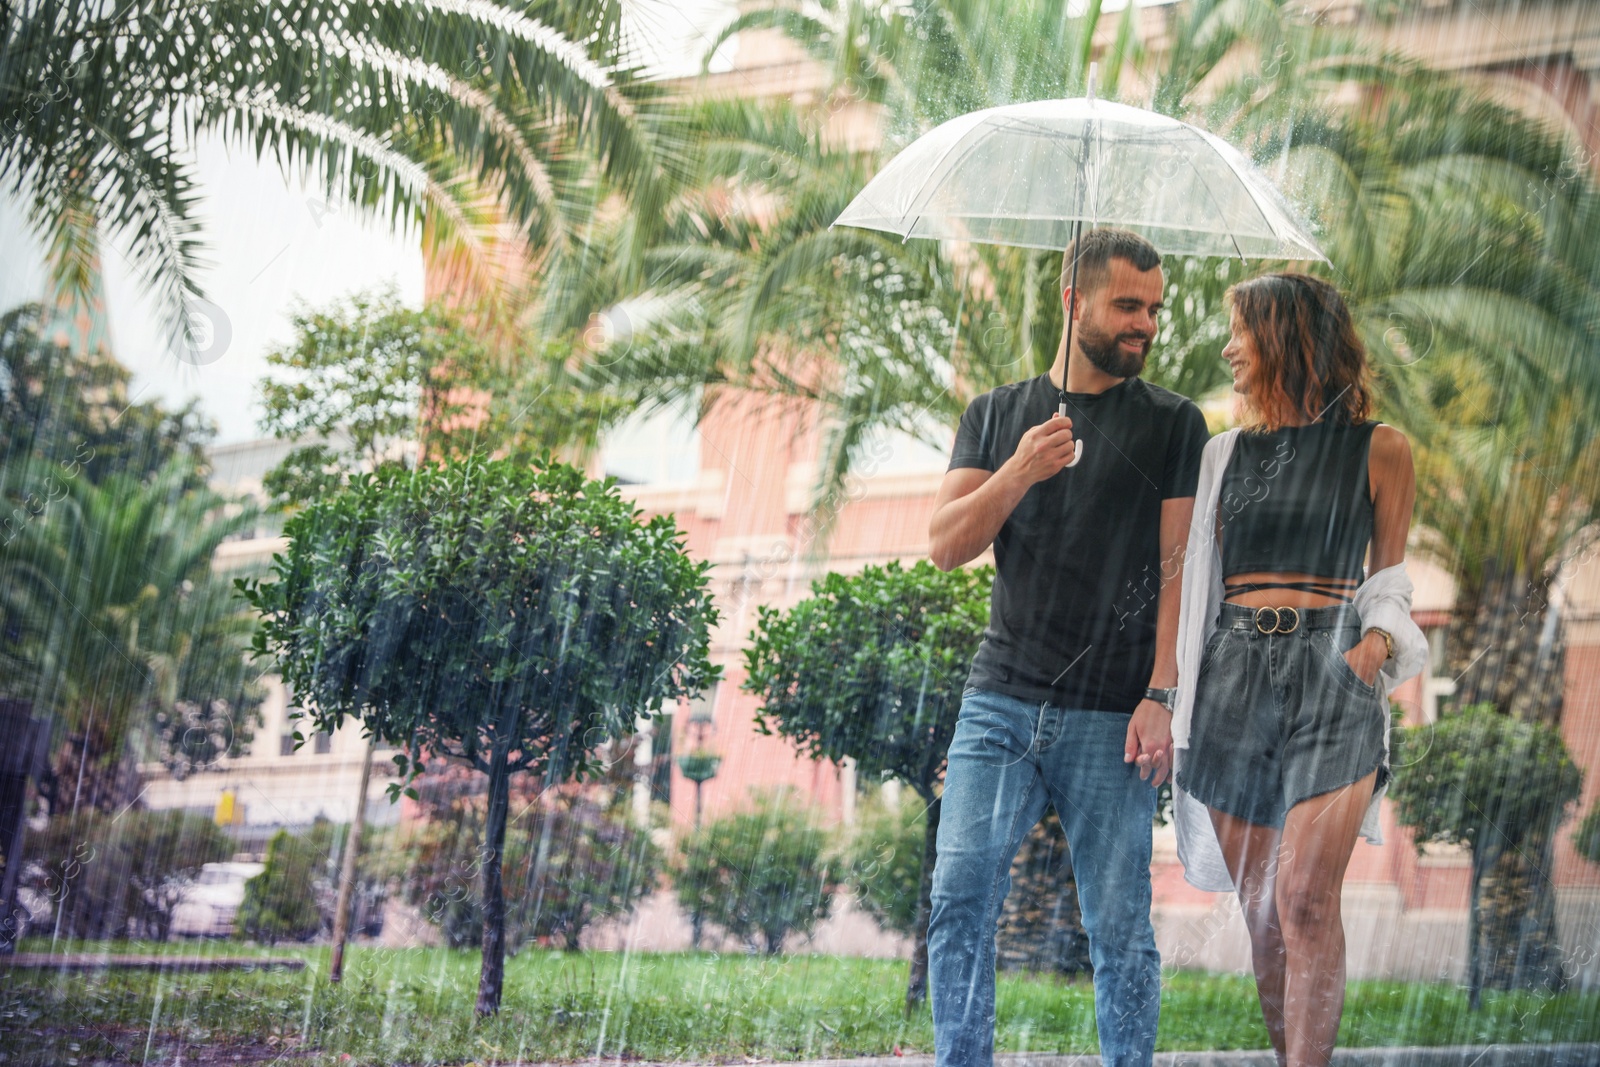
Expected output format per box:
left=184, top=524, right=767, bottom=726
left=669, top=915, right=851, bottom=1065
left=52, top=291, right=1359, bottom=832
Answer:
left=0, top=0, right=675, bottom=349
left=0, top=456, right=261, bottom=813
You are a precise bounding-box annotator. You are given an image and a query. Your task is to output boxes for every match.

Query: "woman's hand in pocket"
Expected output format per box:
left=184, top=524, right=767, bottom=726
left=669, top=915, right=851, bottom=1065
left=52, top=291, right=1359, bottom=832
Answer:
left=1343, top=632, right=1388, bottom=687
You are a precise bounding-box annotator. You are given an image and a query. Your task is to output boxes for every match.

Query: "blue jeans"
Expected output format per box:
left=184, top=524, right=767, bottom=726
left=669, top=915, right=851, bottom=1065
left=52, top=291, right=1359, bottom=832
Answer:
left=929, top=688, right=1161, bottom=1067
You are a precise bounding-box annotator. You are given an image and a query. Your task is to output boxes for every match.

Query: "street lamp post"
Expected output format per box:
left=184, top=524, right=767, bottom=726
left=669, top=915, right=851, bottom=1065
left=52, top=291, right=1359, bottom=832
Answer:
left=676, top=686, right=720, bottom=948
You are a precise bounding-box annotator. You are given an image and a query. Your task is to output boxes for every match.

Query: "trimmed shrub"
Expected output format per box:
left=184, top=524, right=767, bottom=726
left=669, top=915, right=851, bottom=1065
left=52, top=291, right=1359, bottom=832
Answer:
left=238, top=827, right=326, bottom=943
left=676, top=792, right=832, bottom=955
left=1574, top=801, right=1600, bottom=868
left=1390, top=704, right=1583, bottom=1001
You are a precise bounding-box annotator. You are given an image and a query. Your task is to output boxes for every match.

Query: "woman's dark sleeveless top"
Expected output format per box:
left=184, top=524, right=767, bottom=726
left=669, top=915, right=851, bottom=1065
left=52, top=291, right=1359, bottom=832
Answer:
left=1220, top=421, right=1378, bottom=582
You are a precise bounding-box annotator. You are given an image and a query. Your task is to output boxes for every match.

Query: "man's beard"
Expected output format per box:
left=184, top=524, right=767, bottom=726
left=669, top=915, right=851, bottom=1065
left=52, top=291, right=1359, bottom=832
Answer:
left=1077, top=315, right=1151, bottom=379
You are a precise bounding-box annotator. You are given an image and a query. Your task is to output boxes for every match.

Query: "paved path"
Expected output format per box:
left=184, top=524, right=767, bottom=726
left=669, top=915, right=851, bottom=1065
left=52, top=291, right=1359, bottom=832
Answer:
left=2, top=952, right=305, bottom=972
left=791, top=1047, right=1600, bottom=1066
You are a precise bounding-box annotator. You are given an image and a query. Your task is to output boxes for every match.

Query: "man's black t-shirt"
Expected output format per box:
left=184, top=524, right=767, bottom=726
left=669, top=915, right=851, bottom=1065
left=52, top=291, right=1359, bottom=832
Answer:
left=949, top=374, right=1210, bottom=713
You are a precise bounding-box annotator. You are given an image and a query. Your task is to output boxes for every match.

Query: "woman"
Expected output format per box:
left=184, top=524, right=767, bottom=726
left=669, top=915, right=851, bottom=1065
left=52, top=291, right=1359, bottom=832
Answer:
left=1170, top=273, right=1427, bottom=1067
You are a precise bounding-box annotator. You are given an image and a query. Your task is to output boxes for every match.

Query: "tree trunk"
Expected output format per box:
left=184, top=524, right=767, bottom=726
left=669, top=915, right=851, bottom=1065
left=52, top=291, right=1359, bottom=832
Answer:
left=48, top=728, right=141, bottom=816
left=905, top=794, right=941, bottom=1014
left=329, top=738, right=375, bottom=983
left=997, top=809, right=1093, bottom=978
left=1467, top=844, right=1488, bottom=1011
left=1479, top=832, right=1565, bottom=995
left=564, top=906, right=584, bottom=953
left=1448, top=562, right=1569, bottom=994
left=475, top=748, right=512, bottom=1018
left=1447, top=564, right=1565, bottom=726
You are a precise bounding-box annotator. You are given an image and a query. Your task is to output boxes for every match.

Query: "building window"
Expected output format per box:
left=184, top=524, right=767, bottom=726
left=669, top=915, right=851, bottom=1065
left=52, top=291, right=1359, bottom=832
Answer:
left=1421, top=626, right=1456, bottom=724
left=280, top=734, right=296, bottom=756
left=314, top=731, right=332, bottom=754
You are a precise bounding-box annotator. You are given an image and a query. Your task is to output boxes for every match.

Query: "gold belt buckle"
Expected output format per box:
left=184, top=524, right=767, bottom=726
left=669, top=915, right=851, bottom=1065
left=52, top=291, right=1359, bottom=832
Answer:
left=1253, top=606, right=1300, bottom=634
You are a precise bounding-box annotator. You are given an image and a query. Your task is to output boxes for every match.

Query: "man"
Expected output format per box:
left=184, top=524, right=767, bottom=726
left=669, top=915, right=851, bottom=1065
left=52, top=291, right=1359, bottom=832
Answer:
left=927, top=228, right=1208, bottom=1067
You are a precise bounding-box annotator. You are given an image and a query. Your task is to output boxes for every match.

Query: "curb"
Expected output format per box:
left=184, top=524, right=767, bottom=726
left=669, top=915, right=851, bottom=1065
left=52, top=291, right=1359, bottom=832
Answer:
left=1, top=953, right=306, bottom=972
left=790, top=1047, right=1600, bottom=1067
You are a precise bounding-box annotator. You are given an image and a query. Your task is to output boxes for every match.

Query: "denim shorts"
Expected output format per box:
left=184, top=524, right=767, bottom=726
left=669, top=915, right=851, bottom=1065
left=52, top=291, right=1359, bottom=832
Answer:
left=1178, top=602, right=1389, bottom=829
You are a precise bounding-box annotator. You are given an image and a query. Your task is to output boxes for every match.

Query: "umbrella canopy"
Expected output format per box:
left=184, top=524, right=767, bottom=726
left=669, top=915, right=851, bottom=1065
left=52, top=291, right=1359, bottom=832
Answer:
left=833, top=97, right=1326, bottom=262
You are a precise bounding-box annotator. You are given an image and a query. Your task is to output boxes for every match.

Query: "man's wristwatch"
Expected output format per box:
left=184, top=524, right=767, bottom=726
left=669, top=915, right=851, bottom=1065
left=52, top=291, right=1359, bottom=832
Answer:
left=1144, top=686, right=1178, bottom=711
left=1364, top=626, right=1396, bottom=661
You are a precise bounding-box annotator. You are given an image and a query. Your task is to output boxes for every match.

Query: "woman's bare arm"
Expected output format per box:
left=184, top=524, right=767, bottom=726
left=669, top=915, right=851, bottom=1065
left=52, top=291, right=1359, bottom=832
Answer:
left=1368, top=424, right=1415, bottom=573
left=1348, top=424, right=1416, bottom=680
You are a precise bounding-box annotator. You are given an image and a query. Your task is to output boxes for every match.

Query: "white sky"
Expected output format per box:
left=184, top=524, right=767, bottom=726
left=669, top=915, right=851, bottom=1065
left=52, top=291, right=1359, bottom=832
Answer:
left=0, top=1, right=740, bottom=446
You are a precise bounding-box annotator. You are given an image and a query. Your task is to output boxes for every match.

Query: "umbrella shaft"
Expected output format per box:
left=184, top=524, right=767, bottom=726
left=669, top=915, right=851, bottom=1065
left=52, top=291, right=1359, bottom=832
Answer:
left=1060, top=218, right=1084, bottom=419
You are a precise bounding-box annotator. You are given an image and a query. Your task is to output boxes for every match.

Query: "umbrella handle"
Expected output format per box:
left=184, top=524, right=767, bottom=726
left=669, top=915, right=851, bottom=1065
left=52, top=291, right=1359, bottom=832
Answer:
left=1057, top=401, right=1085, bottom=467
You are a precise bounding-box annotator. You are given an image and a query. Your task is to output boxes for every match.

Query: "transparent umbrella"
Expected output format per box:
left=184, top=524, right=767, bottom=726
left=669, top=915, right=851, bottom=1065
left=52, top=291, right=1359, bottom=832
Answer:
left=833, top=69, right=1327, bottom=453
left=833, top=89, right=1326, bottom=261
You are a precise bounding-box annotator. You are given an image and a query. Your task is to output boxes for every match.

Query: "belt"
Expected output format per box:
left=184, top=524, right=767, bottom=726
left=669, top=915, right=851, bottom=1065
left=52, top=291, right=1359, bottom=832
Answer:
left=1217, top=602, right=1359, bottom=636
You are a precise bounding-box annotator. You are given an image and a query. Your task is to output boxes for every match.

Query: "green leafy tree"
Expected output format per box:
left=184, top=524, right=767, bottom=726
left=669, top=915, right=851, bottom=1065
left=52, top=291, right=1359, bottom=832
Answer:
left=674, top=793, right=833, bottom=956
left=242, top=456, right=716, bottom=1015
left=256, top=290, right=492, bottom=504
left=238, top=827, right=327, bottom=944
left=25, top=809, right=233, bottom=940
left=744, top=559, right=990, bottom=1007
left=1389, top=705, right=1584, bottom=1007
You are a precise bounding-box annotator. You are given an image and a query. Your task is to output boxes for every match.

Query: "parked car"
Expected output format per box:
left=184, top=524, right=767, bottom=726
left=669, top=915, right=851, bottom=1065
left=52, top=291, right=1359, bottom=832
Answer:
left=170, top=861, right=265, bottom=937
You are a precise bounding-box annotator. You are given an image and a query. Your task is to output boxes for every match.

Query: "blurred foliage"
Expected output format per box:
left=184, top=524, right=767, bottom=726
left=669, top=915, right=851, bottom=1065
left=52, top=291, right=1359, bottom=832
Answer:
left=238, top=826, right=326, bottom=944
left=1574, top=802, right=1600, bottom=868
left=675, top=792, right=833, bottom=956
left=1390, top=705, right=1583, bottom=1000
left=1390, top=704, right=1582, bottom=869
left=0, top=303, right=215, bottom=488
left=22, top=809, right=233, bottom=941
left=242, top=456, right=715, bottom=1014
left=1, top=456, right=264, bottom=812
left=236, top=819, right=390, bottom=945
left=842, top=794, right=1090, bottom=977
left=257, top=289, right=487, bottom=466
left=256, top=290, right=624, bottom=507
left=745, top=559, right=989, bottom=1001
left=839, top=798, right=923, bottom=939
left=402, top=769, right=660, bottom=952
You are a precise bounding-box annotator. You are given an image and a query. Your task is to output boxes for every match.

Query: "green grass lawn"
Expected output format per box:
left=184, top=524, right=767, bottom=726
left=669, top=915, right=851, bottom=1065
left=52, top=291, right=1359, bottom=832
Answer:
left=3, top=940, right=1597, bottom=1066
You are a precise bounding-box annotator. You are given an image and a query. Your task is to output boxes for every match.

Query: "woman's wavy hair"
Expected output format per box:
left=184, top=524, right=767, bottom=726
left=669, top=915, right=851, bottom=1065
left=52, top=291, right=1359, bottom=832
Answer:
left=1227, top=272, right=1374, bottom=430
